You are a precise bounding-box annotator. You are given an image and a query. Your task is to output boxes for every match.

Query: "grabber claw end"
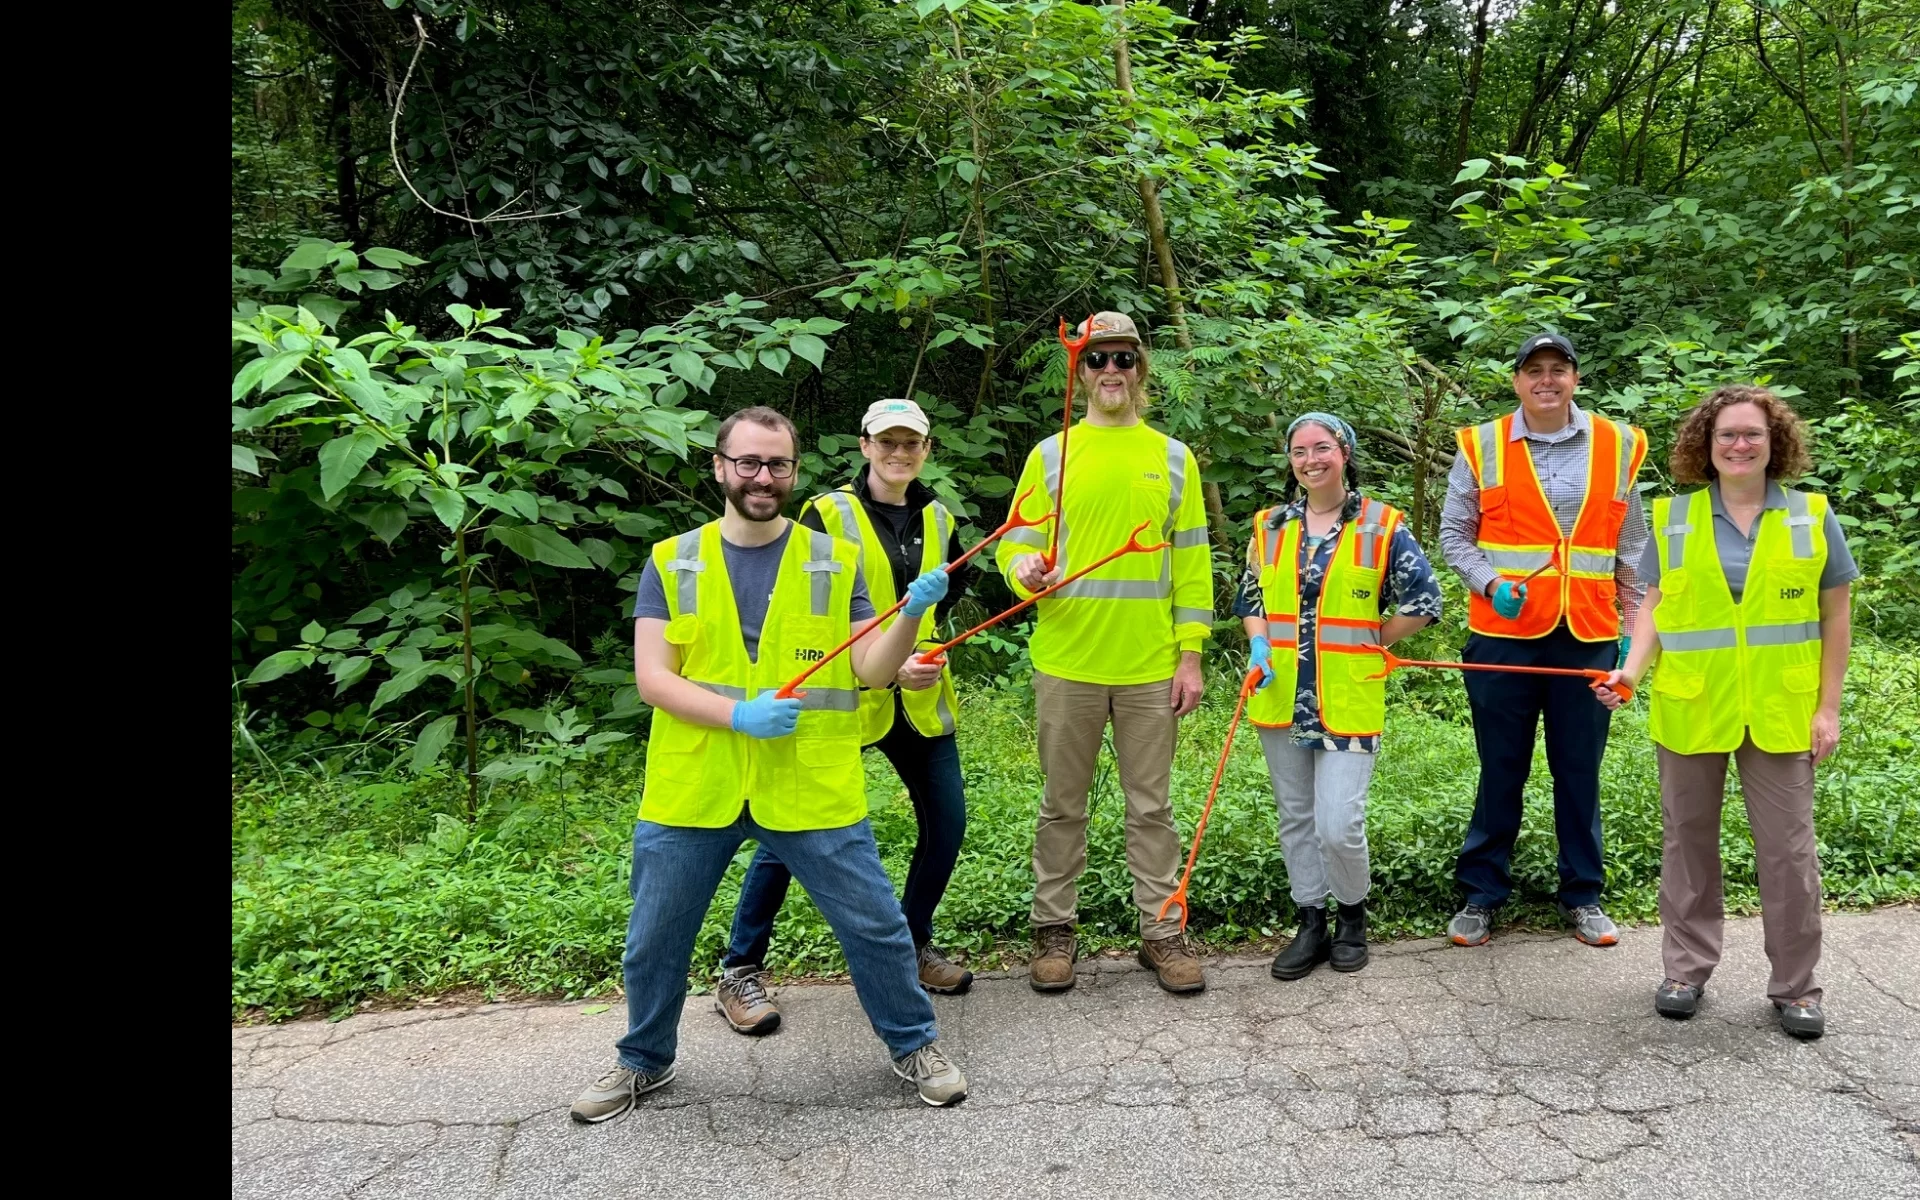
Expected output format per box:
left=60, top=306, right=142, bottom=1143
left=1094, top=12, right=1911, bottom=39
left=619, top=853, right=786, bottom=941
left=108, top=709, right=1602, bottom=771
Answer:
left=1157, top=892, right=1190, bottom=932
left=1360, top=643, right=1403, bottom=682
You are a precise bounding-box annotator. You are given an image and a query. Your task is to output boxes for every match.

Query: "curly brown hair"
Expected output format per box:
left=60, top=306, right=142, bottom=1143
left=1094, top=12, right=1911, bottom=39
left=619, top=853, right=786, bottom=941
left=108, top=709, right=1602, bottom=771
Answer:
left=1669, top=385, right=1813, bottom=485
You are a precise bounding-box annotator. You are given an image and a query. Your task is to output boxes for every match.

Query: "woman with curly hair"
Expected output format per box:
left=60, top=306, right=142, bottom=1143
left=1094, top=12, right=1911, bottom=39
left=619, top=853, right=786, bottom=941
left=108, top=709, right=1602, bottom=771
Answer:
left=1596, top=385, right=1858, bottom=1038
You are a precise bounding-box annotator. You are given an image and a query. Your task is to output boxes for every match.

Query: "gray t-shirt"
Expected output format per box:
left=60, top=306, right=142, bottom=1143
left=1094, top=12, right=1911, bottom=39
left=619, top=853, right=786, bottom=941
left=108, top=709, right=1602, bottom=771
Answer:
left=1636, top=482, right=1859, bottom=604
left=633, top=525, right=874, bottom=662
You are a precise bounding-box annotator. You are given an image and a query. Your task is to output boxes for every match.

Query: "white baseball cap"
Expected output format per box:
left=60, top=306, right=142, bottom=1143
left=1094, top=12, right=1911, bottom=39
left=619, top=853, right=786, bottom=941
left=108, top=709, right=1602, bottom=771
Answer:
left=860, top=398, right=930, bottom=437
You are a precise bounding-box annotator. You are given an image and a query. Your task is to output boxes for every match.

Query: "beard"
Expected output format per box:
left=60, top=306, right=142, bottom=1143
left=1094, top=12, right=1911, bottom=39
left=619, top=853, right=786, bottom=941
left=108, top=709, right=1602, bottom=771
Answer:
left=1082, top=372, right=1148, bottom=417
left=724, top=475, right=791, bottom=522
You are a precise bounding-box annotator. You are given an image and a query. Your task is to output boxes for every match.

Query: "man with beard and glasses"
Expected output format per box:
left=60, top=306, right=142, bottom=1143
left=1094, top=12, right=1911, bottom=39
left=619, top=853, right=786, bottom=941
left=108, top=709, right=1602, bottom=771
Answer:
left=570, top=406, right=969, bottom=1121
left=996, top=312, right=1215, bottom=995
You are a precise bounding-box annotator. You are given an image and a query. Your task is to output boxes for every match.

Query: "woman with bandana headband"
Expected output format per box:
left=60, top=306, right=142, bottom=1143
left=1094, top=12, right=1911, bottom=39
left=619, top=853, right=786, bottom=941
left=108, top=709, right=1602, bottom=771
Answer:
left=1234, top=413, right=1443, bottom=980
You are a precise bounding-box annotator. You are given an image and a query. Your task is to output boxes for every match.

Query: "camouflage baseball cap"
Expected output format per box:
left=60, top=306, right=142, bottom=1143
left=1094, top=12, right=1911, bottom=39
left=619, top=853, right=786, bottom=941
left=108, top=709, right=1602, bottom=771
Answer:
left=1077, top=311, right=1143, bottom=346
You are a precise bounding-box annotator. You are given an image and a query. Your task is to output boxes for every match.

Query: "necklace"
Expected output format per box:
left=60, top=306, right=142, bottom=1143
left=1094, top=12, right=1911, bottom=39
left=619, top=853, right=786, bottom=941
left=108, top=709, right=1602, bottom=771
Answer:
left=1306, top=497, right=1345, bottom=517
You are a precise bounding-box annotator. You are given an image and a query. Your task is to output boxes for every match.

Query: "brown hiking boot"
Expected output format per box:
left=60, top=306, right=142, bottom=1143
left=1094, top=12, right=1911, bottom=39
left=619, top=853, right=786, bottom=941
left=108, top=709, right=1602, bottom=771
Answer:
left=1138, top=932, right=1206, bottom=994
left=713, top=966, right=781, bottom=1035
left=1029, top=923, right=1078, bottom=992
left=918, top=944, right=974, bottom=995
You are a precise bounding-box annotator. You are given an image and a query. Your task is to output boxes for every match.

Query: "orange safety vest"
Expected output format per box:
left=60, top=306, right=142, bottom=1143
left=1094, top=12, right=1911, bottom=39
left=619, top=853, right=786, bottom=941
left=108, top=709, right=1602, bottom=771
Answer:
left=1457, top=412, right=1647, bottom=641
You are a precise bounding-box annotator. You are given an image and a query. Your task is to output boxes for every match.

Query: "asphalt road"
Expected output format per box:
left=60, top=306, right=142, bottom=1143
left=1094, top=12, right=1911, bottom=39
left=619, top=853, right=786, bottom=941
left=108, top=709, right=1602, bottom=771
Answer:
left=233, top=907, right=1919, bottom=1199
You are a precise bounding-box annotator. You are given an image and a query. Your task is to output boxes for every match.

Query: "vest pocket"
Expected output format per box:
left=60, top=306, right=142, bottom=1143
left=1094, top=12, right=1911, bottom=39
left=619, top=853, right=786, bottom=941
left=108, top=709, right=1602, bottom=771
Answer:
left=1781, top=662, right=1820, bottom=694
left=1479, top=485, right=1509, bottom=520
left=1651, top=664, right=1706, bottom=700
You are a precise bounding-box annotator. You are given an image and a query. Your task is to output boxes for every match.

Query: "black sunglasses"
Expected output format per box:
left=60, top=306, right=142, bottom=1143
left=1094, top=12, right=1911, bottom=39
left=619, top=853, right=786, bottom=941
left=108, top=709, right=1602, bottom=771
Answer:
left=1083, top=350, right=1138, bottom=371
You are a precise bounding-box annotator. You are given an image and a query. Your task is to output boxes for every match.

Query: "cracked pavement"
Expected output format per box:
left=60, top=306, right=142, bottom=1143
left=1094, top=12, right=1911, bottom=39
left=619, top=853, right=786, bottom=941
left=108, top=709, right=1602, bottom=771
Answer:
left=233, top=907, right=1919, bottom=1199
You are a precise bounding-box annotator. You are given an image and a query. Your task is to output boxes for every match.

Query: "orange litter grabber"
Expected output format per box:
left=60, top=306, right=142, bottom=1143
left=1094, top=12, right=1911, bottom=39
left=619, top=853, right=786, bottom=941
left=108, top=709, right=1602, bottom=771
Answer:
left=775, top=486, right=1055, bottom=700
left=1516, top=544, right=1562, bottom=589
left=913, top=520, right=1168, bottom=666
left=1043, top=315, right=1094, bottom=572
left=1361, top=644, right=1633, bottom=704
left=1158, top=666, right=1265, bottom=932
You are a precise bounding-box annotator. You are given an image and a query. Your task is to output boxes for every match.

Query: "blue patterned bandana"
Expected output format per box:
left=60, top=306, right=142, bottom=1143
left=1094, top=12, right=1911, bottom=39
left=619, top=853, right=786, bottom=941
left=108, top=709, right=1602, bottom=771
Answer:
left=1285, top=412, right=1356, bottom=456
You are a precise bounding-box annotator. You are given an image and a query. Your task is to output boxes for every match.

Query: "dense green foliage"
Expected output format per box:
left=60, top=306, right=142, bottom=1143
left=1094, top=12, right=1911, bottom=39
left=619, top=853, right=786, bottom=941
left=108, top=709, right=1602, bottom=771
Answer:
left=233, top=637, right=1918, bottom=1019
left=232, top=1, right=1918, bottom=1013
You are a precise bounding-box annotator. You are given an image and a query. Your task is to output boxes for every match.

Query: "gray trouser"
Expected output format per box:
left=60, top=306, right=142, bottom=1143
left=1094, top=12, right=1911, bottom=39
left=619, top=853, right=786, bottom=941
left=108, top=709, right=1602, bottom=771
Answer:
left=1657, top=735, right=1823, bottom=1004
left=1257, top=729, right=1377, bottom=907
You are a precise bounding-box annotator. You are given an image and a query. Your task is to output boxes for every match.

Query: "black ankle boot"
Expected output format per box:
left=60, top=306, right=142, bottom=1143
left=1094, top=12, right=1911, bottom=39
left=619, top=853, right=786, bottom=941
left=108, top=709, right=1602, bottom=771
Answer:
left=1271, top=905, right=1330, bottom=980
left=1330, top=900, right=1369, bottom=972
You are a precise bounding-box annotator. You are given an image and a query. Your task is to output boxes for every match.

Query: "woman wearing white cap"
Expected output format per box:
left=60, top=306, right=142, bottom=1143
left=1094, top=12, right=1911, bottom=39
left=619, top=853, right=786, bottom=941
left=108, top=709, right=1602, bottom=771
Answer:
left=711, top=397, right=977, bottom=1034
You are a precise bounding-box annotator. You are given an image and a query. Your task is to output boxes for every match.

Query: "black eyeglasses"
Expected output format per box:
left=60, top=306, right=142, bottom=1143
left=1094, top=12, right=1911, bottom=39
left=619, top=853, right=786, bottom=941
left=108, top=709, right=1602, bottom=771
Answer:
left=1084, top=350, right=1138, bottom=371
left=716, top=451, right=796, bottom=480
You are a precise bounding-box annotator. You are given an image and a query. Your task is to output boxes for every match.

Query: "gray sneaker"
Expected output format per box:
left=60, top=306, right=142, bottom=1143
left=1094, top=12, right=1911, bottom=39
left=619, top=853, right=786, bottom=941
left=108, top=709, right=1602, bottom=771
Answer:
left=1655, top=979, right=1703, bottom=1019
left=1776, top=998, right=1825, bottom=1040
left=892, top=1040, right=968, bottom=1107
left=569, top=1062, right=676, bottom=1124
left=1449, top=903, right=1496, bottom=947
left=1558, top=902, right=1620, bottom=947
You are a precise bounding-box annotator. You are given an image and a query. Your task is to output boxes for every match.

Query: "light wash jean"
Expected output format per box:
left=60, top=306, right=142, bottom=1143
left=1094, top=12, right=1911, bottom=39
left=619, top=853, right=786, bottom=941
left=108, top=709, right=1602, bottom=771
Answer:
left=614, top=813, right=937, bottom=1076
left=1257, top=728, right=1377, bottom=907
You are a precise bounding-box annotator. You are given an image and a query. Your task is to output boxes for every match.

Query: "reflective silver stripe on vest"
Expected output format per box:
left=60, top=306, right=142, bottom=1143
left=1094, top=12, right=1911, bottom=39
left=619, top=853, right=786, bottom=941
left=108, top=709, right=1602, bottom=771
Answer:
left=1476, top=420, right=1503, bottom=489
left=1662, top=627, right=1737, bottom=652
left=1055, top=578, right=1172, bottom=600
left=1569, top=550, right=1616, bottom=574
left=1039, top=434, right=1068, bottom=568
left=1783, top=489, right=1814, bottom=559
left=932, top=687, right=956, bottom=736
left=1354, top=499, right=1384, bottom=567
left=1267, top=617, right=1299, bottom=643
left=801, top=530, right=842, bottom=616
left=665, top=530, right=704, bottom=615
left=1166, top=437, right=1188, bottom=534
left=1746, top=620, right=1820, bottom=647
left=1002, top=526, right=1047, bottom=548
left=1615, top=425, right=1640, bottom=501
left=1318, top=623, right=1382, bottom=647
left=1662, top=491, right=1696, bottom=571
left=931, top=503, right=953, bottom=568
left=795, top=687, right=860, bottom=712
left=825, top=490, right=865, bottom=555
left=1174, top=605, right=1212, bottom=626
left=1484, top=548, right=1553, bottom=571
left=1170, top=527, right=1209, bottom=548
left=692, top=680, right=748, bottom=701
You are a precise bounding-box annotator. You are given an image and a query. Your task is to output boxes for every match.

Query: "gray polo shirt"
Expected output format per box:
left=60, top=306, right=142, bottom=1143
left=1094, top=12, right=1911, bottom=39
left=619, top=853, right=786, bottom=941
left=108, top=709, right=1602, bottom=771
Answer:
left=1636, top=480, right=1858, bottom=603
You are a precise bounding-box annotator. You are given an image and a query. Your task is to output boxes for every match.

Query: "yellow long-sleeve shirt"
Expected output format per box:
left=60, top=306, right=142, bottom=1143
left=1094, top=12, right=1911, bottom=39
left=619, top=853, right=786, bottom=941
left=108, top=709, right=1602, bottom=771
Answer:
left=995, top=420, right=1214, bottom=685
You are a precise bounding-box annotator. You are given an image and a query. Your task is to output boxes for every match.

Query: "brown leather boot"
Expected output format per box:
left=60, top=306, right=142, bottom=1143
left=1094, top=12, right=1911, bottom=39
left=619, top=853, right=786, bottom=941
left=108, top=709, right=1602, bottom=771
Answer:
left=713, top=966, right=781, bottom=1035
left=1029, top=923, right=1078, bottom=992
left=918, top=944, right=974, bottom=995
left=1138, top=932, right=1206, bottom=994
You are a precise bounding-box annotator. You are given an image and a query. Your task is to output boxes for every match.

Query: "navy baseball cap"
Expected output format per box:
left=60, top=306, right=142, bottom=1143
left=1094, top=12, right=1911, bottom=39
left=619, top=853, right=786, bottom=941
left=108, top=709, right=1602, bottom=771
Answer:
left=1513, top=331, right=1578, bottom=370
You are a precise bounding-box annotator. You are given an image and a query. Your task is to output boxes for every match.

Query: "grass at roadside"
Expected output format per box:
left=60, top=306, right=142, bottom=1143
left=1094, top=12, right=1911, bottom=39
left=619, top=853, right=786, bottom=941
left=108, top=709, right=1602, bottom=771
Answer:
left=233, top=640, right=1919, bottom=1020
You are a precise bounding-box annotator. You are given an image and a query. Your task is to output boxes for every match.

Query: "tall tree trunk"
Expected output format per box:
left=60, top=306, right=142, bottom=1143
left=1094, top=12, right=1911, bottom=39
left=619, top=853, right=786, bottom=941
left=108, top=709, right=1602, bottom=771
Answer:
left=1452, top=0, right=1493, bottom=171
left=1112, top=1, right=1229, bottom=550
left=1672, top=1, right=1718, bottom=187
left=949, top=17, right=997, bottom=415
left=330, top=64, right=362, bottom=244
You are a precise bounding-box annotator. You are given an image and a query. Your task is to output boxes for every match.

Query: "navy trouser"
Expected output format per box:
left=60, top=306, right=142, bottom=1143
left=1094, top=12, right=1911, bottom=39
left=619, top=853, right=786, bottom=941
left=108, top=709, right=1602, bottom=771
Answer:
left=1456, top=626, right=1619, bottom=909
left=725, top=692, right=967, bottom=966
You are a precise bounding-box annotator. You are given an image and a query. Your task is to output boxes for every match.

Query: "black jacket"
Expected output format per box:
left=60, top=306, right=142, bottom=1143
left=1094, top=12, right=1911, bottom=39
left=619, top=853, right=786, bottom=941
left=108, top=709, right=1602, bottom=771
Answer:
left=798, top=472, right=973, bottom=624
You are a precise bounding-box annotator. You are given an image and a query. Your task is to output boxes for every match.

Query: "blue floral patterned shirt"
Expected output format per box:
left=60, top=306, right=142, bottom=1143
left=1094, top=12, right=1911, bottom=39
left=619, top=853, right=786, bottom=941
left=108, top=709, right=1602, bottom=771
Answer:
left=1233, top=491, right=1444, bottom=753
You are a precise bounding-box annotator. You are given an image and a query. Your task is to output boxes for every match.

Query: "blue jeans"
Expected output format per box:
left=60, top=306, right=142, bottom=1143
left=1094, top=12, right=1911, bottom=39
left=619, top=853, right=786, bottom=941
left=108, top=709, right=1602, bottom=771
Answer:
left=1456, top=628, right=1617, bottom=909
left=724, top=696, right=967, bottom=965
left=614, top=812, right=937, bottom=1075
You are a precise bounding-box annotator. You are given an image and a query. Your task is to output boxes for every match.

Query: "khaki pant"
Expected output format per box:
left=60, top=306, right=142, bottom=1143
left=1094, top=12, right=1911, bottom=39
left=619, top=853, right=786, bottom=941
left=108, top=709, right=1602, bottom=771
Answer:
left=1031, top=671, right=1183, bottom=939
left=1658, top=735, right=1823, bottom=1004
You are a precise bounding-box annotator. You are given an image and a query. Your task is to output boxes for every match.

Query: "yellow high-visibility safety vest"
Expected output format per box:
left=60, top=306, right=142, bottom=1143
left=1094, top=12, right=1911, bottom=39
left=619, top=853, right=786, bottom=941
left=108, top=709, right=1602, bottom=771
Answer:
left=993, top=422, right=1214, bottom=685
left=1246, top=498, right=1403, bottom=738
left=640, top=520, right=866, bottom=831
left=809, top=486, right=958, bottom=741
left=1649, top=489, right=1828, bottom=755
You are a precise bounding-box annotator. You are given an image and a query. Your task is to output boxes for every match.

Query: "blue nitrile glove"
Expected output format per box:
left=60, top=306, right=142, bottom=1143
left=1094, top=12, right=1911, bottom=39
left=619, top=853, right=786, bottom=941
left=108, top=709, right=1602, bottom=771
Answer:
left=1249, top=635, right=1275, bottom=692
left=1617, top=635, right=1631, bottom=669
left=1491, top=580, right=1527, bottom=620
left=901, top=565, right=951, bottom=618
left=731, top=693, right=801, bottom=739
